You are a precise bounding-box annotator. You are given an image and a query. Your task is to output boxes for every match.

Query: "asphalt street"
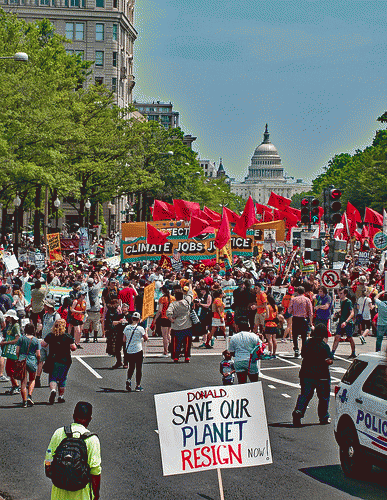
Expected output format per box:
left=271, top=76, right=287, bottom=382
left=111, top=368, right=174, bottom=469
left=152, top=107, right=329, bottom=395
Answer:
left=0, top=337, right=387, bottom=500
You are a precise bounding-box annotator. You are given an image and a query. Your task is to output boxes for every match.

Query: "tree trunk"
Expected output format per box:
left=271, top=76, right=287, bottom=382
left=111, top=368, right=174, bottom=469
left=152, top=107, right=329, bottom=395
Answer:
left=34, top=186, right=41, bottom=247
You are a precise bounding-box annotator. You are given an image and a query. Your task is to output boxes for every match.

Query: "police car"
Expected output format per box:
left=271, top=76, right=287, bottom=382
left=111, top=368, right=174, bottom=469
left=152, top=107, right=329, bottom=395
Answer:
left=334, top=352, right=387, bottom=477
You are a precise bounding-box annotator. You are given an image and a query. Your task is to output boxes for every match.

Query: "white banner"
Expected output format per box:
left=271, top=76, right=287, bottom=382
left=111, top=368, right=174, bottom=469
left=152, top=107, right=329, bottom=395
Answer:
left=154, top=383, right=272, bottom=476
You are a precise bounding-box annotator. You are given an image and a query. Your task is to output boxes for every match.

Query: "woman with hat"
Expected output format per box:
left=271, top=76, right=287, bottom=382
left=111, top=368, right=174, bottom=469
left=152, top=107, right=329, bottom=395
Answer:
left=69, top=291, right=87, bottom=348
left=123, top=311, right=148, bottom=392
left=0, top=310, right=21, bottom=395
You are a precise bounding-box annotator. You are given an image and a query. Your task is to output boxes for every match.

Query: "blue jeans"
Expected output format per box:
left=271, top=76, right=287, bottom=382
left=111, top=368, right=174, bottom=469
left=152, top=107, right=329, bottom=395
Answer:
left=294, top=377, right=330, bottom=420
left=171, top=328, right=192, bottom=359
left=376, top=324, right=387, bottom=352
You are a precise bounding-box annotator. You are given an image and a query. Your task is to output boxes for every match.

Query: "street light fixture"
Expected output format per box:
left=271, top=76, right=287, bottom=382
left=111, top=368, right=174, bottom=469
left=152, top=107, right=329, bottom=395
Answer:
left=0, top=52, right=29, bottom=62
left=53, top=196, right=60, bottom=231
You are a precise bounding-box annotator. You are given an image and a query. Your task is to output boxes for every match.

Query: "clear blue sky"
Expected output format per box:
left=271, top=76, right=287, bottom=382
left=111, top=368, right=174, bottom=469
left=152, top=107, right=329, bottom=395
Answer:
left=133, top=0, right=387, bottom=184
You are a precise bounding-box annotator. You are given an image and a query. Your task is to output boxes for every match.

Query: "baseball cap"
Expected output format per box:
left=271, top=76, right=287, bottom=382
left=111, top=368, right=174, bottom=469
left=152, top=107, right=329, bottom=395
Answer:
left=288, top=286, right=294, bottom=295
left=132, top=312, right=141, bottom=320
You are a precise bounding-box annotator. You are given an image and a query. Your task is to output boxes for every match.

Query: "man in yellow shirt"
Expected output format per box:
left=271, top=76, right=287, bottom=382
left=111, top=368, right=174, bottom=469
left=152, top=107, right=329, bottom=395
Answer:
left=45, top=401, right=101, bottom=500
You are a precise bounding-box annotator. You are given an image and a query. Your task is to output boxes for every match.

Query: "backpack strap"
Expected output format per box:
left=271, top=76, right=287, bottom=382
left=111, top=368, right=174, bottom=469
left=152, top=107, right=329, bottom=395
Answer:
left=80, top=431, right=96, bottom=441
left=64, top=425, right=73, bottom=438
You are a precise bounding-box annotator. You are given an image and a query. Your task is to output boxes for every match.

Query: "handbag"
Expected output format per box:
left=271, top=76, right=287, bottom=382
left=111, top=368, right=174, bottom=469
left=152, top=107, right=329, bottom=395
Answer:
left=14, top=337, right=32, bottom=381
left=189, top=304, right=200, bottom=325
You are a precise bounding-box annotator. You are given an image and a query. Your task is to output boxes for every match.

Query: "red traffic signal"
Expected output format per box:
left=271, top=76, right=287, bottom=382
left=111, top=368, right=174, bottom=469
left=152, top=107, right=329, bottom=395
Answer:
left=301, top=198, right=310, bottom=207
left=330, top=189, right=342, bottom=200
left=311, top=198, right=320, bottom=207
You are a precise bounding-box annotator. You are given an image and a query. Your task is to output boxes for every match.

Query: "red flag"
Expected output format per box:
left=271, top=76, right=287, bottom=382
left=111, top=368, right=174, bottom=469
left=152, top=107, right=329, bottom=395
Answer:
left=361, top=225, right=369, bottom=238
left=287, top=206, right=301, bottom=220
left=152, top=200, right=176, bottom=221
left=318, top=206, right=324, bottom=222
left=263, top=210, right=274, bottom=222
left=233, top=196, right=257, bottom=238
left=223, top=206, right=240, bottom=225
left=173, top=199, right=200, bottom=221
left=255, top=203, right=268, bottom=215
left=203, top=206, right=222, bottom=220
left=273, top=209, right=281, bottom=220
left=267, top=191, right=291, bottom=210
left=364, top=207, right=383, bottom=226
left=354, top=230, right=362, bottom=240
left=197, top=209, right=221, bottom=229
left=280, top=210, right=299, bottom=228
left=146, top=223, right=168, bottom=245
left=215, top=209, right=231, bottom=249
left=188, top=216, right=213, bottom=238
left=346, top=202, right=362, bottom=223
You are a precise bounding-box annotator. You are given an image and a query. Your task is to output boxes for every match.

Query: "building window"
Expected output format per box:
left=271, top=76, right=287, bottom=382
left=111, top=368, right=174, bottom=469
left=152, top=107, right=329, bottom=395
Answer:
left=66, top=23, right=84, bottom=41
left=96, top=0, right=104, bottom=6
left=40, top=0, right=49, bottom=4
left=112, top=24, right=118, bottom=41
left=113, top=0, right=117, bottom=7
left=112, top=52, right=117, bottom=67
left=65, top=23, right=74, bottom=40
left=112, top=77, right=117, bottom=92
left=96, top=23, right=104, bottom=41
left=75, top=23, right=84, bottom=40
left=95, top=77, right=104, bottom=85
left=95, top=51, right=104, bottom=66
left=70, top=0, right=79, bottom=5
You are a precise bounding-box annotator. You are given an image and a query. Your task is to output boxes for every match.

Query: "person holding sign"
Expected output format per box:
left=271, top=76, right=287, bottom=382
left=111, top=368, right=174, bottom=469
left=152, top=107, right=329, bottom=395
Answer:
left=166, top=280, right=193, bottom=363
left=123, top=312, right=148, bottom=392
left=228, top=317, right=263, bottom=384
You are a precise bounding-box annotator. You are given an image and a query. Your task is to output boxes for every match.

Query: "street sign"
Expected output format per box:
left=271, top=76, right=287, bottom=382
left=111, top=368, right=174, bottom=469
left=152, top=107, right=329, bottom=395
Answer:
left=321, top=269, right=341, bottom=288
left=373, top=231, right=387, bottom=250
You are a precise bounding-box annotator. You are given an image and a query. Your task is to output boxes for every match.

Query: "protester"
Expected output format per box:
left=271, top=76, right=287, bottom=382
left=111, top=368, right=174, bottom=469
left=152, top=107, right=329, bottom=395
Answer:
left=166, top=281, right=193, bottom=362
left=41, top=319, right=77, bottom=405
left=207, top=289, right=226, bottom=348
left=220, top=349, right=235, bottom=385
left=153, top=286, right=175, bottom=356
left=331, top=288, right=356, bottom=359
left=292, top=323, right=333, bottom=427
left=356, top=288, right=373, bottom=345
left=70, top=291, right=87, bottom=348
left=0, top=310, right=21, bottom=395
left=45, top=401, right=101, bottom=500
left=16, top=322, right=40, bottom=407
left=264, top=294, right=279, bottom=358
left=314, top=286, right=332, bottom=329
left=83, top=274, right=102, bottom=343
left=30, top=280, right=48, bottom=327
left=287, top=286, right=313, bottom=358
left=123, top=311, right=148, bottom=392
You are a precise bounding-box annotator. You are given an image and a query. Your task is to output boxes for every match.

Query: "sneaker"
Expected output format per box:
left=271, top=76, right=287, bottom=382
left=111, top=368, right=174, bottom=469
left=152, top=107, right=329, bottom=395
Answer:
left=76, top=344, right=83, bottom=349
left=0, top=374, right=10, bottom=382
left=271, top=354, right=277, bottom=359
left=292, top=411, right=302, bottom=427
left=210, top=338, right=215, bottom=347
left=27, top=396, right=34, bottom=407
left=185, top=358, right=190, bottom=363
left=359, top=336, right=366, bottom=345
left=126, top=380, right=131, bottom=392
left=93, top=339, right=98, bottom=343
left=57, top=397, right=65, bottom=404
left=294, top=351, right=300, bottom=359
left=12, top=387, right=20, bottom=395
left=198, top=343, right=206, bottom=348
left=320, top=417, right=331, bottom=425
left=135, top=386, right=144, bottom=392
left=22, top=401, right=28, bottom=408
left=348, top=353, right=357, bottom=359
left=205, top=344, right=213, bottom=349
left=48, top=390, right=56, bottom=405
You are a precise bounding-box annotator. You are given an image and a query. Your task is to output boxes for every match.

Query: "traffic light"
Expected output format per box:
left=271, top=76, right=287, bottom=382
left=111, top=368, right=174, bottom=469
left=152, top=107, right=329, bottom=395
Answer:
left=329, top=188, right=342, bottom=224
left=304, top=238, right=321, bottom=262
left=310, top=198, right=320, bottom=224
left=301, top=198, right=310, bottom=224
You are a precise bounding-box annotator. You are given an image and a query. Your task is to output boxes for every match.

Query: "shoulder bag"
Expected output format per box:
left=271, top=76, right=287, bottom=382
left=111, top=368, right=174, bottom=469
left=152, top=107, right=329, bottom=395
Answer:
left=125, top=325, right=138, bottom=351
left=14, top=337, right=32, bottom=381
left=355, top=298, right=367, bottom=325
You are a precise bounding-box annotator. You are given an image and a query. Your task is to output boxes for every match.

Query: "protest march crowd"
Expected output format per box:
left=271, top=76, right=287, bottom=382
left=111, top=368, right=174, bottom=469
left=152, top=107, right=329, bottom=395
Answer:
left=0, top=192, right=387, bottom=499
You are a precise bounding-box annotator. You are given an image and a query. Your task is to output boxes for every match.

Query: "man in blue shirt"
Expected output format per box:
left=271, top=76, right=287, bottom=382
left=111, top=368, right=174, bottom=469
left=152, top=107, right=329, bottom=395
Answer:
left=374, top=291, right=387, bottom=352
left=314, top=286, right=332, bottom=329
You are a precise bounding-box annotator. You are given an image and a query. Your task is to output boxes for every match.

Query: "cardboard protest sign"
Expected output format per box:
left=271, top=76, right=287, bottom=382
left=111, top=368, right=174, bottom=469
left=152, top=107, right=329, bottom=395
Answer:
left=155, top=383, right=272, bottom=476
left=35, top=253, right=46, bottom=270
left=78, top=228, right=90, bottom=255
left=3, top=254, right=19, bottom=272
left=222, top=285, right=237, bottom=311
left=142, top=282, right=155, bottom=320
left=47, top=233, right=63, bottom=261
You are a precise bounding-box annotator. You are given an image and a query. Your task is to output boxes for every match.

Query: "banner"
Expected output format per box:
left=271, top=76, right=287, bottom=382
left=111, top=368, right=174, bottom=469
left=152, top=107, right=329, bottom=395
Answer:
left=105, top=241, right=116, bottom=259
left=154, top=383, right=272, bottom=476
left=47, top=233, right=63, bottom=261
left=35, top=253, right=46, bottom=270
left=3, top=254, right=19, bottom=272
left=142, top=282, right=155, bottom=320
left=121, top=220, right=285, bottom=263
left=78, top=228, right=90, bottom=255
left=222, top=285, right=238, bottom=311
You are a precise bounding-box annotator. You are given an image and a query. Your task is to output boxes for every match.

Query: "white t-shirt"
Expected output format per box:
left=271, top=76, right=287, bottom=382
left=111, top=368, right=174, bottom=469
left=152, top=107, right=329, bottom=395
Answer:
left=124, top=324, right=146, bottom=354
left=357, top=296, right=372, bottom=321
left=229, top=331, right=262, bottom=362
left=221, top=278, right=236, bottom=288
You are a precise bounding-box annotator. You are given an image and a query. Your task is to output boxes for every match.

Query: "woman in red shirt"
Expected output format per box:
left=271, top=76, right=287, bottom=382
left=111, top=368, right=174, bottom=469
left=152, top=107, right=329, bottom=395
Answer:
left=154, top=286, right=175, bottom=356
left=206, top=289, right=226, bottom=348
left=70, top=291, right=87, bottom=348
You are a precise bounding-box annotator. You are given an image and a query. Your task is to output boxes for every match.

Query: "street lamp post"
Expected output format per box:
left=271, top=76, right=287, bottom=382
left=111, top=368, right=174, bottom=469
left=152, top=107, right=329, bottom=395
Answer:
left=53, top=196, right=60, bottom=232
left=85, top=199, right=91, bottom=242
left=0, top=52, right=29, bottom=62
left=13, top=193, right=21, bottom=257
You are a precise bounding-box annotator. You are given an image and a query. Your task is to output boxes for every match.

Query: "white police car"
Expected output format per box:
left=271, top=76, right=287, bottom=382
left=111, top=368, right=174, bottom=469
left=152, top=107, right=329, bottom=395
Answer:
left=334, top=352, right=387, bottom=477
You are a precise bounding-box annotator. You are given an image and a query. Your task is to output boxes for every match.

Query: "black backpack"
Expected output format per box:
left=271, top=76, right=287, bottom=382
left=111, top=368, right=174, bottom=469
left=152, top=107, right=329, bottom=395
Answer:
left=50, top=425, right=96, bottom=492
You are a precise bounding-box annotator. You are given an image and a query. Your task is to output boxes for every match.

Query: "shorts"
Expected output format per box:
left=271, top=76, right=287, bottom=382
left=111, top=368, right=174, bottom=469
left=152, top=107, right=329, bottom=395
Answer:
left=49, top=362, right=70, bottom=388
left=160, top=318, right=171, bottom=327
left=335, top=322, right=354, bottom=338
left=234, top=359, right=259, bottom=375
left=264, top=326, right=279, bottom=336
left=361, top=319, right=371, bottom=330
left=212, top=317, right=225, bottom=328
left=83, top=311, right=101, bottom=330
left=254, top=312, right=266, bottom=327
left=5, top=358, right=17, bottom=378
left=69, top=318, right=84, bottom=327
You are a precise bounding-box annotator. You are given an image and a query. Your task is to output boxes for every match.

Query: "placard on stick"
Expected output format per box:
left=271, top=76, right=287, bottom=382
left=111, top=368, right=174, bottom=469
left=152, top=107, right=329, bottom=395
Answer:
left=154, top=382, right=272, bottom=483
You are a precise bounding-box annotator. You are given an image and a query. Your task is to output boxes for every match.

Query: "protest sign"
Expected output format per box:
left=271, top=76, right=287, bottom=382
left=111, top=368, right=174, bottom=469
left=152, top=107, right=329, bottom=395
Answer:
left=121, top=220, right=285, bottom=263
left=3, top=254, right=19, bottom=273
left=105, top=241, right=116, bottom=258
left=35, top=253, right=46, bottom=270
left=271, top=286, right=287, bottom=306
left=155, top=383, right=272, bottom=477
left=47, top=233, right=63, bottom=261
left=356, top=251, right=370, bottom=267
left=142, top=282, right=155, bottom=320
left=222, top=285, right=237, bottom=311
left=78, top=228, right=90, bottom=255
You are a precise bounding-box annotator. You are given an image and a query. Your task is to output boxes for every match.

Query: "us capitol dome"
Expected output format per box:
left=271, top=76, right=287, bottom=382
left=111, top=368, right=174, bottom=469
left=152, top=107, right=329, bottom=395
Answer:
left=230, top=124, right=311, bottom=204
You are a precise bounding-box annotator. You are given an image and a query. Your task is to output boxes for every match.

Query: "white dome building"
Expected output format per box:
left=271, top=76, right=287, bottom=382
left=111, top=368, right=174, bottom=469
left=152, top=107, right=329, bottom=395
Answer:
left=231, top=124, right=311, bottom=204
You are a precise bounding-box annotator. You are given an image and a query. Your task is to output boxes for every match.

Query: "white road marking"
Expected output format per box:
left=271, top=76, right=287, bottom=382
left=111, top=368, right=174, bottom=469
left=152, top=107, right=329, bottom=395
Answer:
left=261, top=365, right=299, bottom=371
left=331, top=366, right=347, bottom=373
left=77, top=357, right=103, bottom=379
left=268, top=384, right=276, bottom=389
left=333, top=355, right=351, bottom=363
left=260, top=373, right=335, bottom=397
left=155, top=430, right=159, bottom=434
left=281, top=393, right=291, bottom=398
